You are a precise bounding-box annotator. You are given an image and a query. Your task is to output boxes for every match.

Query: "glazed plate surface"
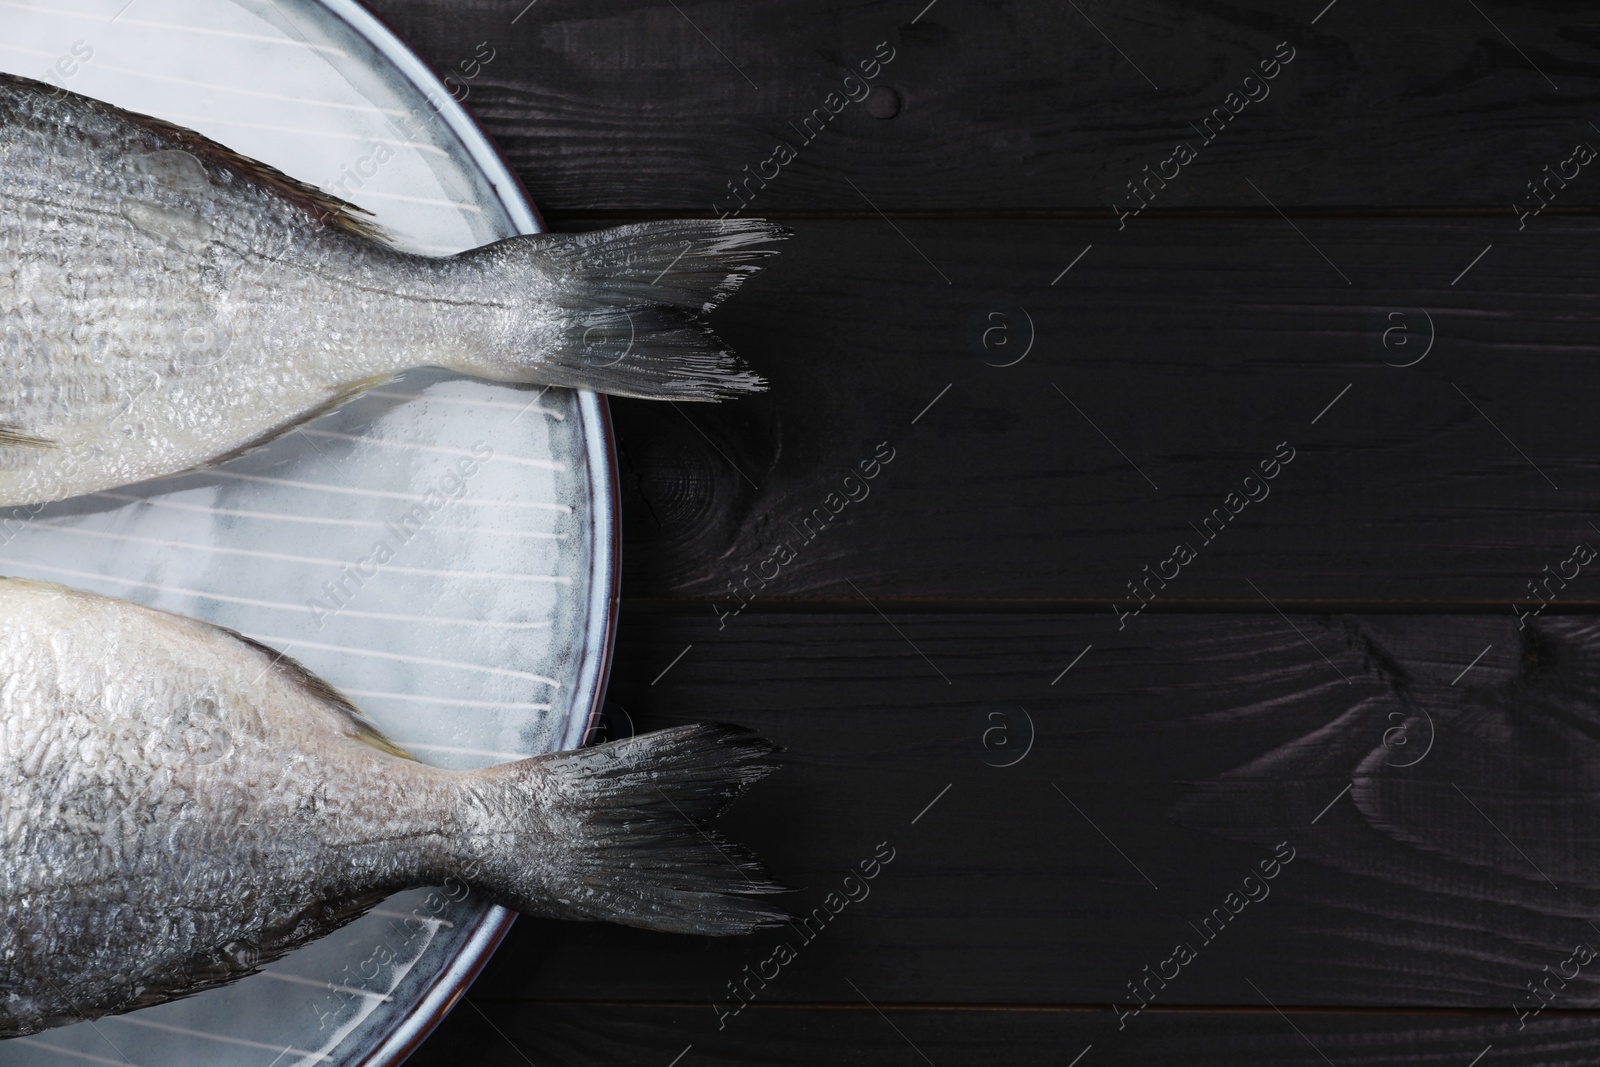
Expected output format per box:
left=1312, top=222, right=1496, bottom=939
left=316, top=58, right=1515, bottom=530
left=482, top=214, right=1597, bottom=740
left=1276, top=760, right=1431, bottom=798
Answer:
left=0, top=2, right=615, bottom=1064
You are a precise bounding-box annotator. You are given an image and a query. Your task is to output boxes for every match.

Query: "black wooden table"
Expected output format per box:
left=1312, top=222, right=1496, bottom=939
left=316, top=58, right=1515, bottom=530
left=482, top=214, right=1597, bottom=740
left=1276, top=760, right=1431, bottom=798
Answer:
left=378, top=1, right=1600, bottom=1063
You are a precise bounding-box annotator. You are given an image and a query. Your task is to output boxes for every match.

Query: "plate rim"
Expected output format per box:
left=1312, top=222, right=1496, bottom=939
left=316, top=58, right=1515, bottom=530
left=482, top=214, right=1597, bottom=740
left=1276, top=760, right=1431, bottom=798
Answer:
left=297, top=1, right=619, bottom=1063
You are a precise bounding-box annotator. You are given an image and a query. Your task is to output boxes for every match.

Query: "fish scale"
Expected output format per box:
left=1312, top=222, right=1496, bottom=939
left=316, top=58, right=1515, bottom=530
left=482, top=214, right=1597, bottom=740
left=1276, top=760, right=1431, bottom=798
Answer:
left=0, top=577, right=785, bottom=1038
left=0, top=72, right=789, bottom=1042
left=0, top=72, right=783, bottom=507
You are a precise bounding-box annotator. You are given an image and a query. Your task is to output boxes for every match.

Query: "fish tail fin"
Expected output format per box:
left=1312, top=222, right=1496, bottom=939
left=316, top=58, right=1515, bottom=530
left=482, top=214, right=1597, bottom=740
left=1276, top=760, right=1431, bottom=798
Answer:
left=460, top=219, right=787, bottom=401
left=466, top=723, right=788, bottom=935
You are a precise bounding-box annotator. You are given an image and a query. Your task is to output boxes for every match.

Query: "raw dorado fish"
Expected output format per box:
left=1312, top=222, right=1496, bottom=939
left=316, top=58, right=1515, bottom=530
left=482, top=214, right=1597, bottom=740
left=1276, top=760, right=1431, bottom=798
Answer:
left=0, top=73, right=783, bottom=507
left=0, top=577, right=783, bottom=1038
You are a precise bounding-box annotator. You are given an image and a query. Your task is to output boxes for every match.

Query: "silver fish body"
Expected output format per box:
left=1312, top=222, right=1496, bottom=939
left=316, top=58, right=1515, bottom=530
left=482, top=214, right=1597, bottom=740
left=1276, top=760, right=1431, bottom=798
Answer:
left=0, top=578, right=781, bottom=1038
left=0, top=74, right=780, bottom=507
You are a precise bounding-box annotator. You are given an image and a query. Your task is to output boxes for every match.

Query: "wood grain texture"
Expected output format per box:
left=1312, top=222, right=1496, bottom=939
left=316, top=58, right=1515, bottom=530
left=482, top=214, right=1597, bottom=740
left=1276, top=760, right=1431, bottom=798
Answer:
left=404, top=1003, right=1600, bottom=1067
left=357, top=1, right=1600, bottom=1063
left=365, top=0, right=1600, bottom=215
left=597, top=216, right=1600, bottom=606
left=438, top=608, right=1600, bottom=1010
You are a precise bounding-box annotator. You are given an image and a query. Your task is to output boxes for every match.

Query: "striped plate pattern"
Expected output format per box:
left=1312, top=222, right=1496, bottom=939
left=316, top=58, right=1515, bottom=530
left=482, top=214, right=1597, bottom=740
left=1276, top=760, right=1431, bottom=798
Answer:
left=0, top=1, right=611, bottom=1064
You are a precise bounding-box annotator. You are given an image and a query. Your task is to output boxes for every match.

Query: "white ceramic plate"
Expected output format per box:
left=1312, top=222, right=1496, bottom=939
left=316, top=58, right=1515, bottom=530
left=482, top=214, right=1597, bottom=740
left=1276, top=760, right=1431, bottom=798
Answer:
left=0, top=2, right=615, bottom=1064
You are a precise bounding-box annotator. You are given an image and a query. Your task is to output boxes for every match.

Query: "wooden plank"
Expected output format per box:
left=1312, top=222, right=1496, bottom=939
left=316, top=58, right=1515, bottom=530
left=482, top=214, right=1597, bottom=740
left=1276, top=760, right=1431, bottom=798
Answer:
left=367, top=0, right=1600, bottom=215
left=406, top=1002, right=1600, bottom=1066
left=597, top=216, right=1600, bottom=605
left=364, top=8, right=1600, bottom=1064
left=450, top=608, right=1600, bottom=1008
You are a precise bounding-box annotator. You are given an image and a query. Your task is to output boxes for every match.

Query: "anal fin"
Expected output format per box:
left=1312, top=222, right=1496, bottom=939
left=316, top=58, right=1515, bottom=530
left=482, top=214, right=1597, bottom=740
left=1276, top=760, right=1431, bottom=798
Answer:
left=201, top=374, right=394, bottom=469
left=0, top=424, right=55, bottom=448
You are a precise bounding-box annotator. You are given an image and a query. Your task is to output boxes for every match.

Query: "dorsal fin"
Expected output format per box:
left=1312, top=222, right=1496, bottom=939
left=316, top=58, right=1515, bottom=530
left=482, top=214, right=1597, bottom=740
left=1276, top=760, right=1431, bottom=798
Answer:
left=0, top=575, right=413, bottom=759
left=0, top=72, right=388, bottom=242
left=222, top=627, right=414, bottom=761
